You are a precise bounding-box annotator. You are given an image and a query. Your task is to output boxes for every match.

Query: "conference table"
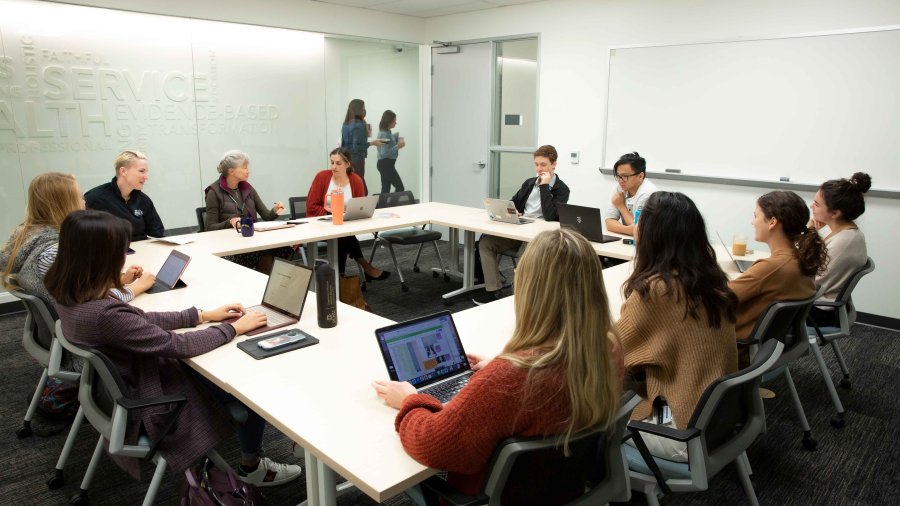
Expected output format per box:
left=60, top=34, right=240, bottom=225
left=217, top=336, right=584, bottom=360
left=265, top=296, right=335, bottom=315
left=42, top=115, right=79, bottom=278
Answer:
left=127, top=201, right=765, bottom=505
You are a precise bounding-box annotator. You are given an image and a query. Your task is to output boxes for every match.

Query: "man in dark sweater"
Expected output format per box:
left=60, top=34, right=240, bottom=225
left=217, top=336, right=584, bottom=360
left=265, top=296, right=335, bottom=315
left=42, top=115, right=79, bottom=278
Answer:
left=84, top=150, right=165, bottom=241
left=473, top=145, right=570, bottom=305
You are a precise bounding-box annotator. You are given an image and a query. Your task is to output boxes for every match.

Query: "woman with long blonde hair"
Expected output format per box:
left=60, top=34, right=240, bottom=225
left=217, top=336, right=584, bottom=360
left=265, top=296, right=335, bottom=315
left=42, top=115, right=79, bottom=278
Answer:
left=372, top=228, right=621, bottom=503
left=1, top=172, right=155, bottom=306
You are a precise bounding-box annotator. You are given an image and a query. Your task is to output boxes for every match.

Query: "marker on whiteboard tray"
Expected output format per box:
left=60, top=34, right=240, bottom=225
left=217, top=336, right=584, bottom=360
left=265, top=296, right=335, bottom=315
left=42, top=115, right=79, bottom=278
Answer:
left=665, top=169, right=682, bottom=173
left=779, top=176, right=790, bottom=182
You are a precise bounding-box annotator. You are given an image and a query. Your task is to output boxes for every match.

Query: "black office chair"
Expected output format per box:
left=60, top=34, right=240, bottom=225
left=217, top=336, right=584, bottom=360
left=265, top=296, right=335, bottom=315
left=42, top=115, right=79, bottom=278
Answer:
left=195, top=207, right=207, bottom=232
left=420, top=392, right=642, bottom=506
left=368, top=191, right=449, bottom=292
left=626, top=340, right=784, bottom=506
left=742, top=294, right=821, bottom=447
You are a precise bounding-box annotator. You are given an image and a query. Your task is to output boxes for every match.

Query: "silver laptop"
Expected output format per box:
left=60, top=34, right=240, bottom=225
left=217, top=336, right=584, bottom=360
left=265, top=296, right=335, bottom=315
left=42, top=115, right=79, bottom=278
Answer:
left=483, top=198, right=534, bottom=225
left=558, top=203, right=620, bottom=243
left=145, top=250, right=190, bottom=294
left=226, top=258, right=313, bottom=336
left=716, top=232, right=754, bottom=273
left=318, top=195, right=379, bottom=222
left=375, top=311, right=474, bottom=405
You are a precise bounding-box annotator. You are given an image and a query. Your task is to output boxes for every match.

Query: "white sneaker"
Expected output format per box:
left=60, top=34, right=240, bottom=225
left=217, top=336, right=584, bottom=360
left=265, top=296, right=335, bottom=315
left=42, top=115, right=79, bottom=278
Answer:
left=237, top=457, right=302, bottom=487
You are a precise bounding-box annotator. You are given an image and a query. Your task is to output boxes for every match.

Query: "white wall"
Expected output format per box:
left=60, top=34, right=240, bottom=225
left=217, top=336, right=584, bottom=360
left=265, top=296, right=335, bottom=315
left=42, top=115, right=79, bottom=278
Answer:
left=426, top=0, right=900, bottom=319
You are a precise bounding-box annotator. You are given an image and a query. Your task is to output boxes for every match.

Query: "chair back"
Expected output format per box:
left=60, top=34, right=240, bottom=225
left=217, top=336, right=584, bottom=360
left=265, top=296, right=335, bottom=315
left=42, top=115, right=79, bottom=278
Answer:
left=481, top=392, right=641, bottom=505
left=745, top=294, right=817, bottom=364
left=833, top=257, right=875, bottom=324
left=376, top=191, right=417, bottom=208
left=288, top=196, right=308, bottom=219
left=9, top=288, right=56, bottom=366
left=687, top=339, right=783, bottom=477
left=195, top=207, right=207, bottom=232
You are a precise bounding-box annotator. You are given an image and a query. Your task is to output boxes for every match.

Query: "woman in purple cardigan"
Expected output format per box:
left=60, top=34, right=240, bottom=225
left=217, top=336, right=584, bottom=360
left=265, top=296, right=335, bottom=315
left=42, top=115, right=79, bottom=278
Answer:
left=45, top=210, right=302, bottom=487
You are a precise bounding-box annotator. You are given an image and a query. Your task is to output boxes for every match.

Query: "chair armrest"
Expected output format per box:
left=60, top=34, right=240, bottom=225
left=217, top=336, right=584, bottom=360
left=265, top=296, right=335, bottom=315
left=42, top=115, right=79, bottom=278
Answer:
left=627, top=420, right=701, bottom=443
left=117, top=393, right=187, bottom=410
left=420, top=475, right=489, bottom=506
left=118, top=393, right=187, bottom=461
left=813, top=300, right=844, bottom=308
left=736, top=337, right=759, bottom=346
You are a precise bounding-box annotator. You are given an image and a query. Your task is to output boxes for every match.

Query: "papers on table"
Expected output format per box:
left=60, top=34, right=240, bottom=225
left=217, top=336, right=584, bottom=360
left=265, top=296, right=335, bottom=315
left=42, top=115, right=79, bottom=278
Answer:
left=148, top=235, right=194, bottom=245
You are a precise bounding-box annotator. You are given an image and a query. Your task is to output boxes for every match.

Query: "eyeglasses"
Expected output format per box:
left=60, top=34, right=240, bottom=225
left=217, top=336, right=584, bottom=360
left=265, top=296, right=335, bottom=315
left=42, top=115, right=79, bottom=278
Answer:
left=614, top=173, right=639, bottom=182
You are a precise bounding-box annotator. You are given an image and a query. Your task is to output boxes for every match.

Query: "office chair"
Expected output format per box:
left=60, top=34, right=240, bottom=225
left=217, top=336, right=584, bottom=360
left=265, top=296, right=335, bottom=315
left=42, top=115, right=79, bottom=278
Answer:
left=419, top=391, right=641, bottom=506
left=742, top=294, right=820, bottom=449
left=625, top=340, right=784, bottom=506
left=807, top=257, right=874, bottom=394
left=368, top=191, right=450, bottom=292
left=195, top=207, right=207, bottom=232
left=54, top=321, right=234, bottom=506
left=6, top=286, right=87, bottom=490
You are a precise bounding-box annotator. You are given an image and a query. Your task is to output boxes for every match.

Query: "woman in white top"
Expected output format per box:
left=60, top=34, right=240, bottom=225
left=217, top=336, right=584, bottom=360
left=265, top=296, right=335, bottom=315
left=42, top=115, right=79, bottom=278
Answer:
left=306, top=148, right=390, bottom=279
left=809, top=171, right=871, bottom=326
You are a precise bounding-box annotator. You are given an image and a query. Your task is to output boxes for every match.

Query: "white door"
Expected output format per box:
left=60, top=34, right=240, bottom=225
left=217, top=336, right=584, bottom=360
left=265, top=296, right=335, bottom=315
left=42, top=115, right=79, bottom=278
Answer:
left=431, top=43, right=493, bottom=207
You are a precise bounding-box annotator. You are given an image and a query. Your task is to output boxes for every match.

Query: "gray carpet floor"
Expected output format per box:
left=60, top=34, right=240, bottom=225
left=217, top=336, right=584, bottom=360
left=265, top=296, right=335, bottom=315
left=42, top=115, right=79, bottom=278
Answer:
left=0, top=240, right=897, bottom=505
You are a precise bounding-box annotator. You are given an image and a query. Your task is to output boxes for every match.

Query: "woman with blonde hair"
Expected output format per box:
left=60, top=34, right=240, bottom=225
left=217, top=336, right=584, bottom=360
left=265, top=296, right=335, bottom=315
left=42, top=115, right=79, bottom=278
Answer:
left=372, top=228, right=622, bottom=504
left=84, top=150, right=165, bottom=241
left=1, top=172, right=155, bottom=308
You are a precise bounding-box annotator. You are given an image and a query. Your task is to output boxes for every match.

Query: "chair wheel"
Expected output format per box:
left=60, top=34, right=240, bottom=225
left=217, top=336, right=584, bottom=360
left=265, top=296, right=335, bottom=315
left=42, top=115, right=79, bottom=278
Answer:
left=432, top=271, right=438, bottom=278
left=401, top=283, right=409, bottom=292
left=444, top=274, right=451, bottom=282
left=47, top=471, right=66, bottom=490
left=831, top=414, right=846, bottom=428
left=70, top=491, right=89, bottom=506
left=801, top=433, right=818, bottom=451
left=839, top=378, right=851, bottom=389
left=16, top=424, right=33, bottom=439
left=414, top=265, right=421, bottom=273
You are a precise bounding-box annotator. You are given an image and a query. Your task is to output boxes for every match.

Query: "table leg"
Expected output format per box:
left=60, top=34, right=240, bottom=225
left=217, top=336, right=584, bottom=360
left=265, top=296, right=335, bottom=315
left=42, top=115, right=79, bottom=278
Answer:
left=317, top=458, right=338, bottom=506
left=326, top=238, right=339, bottom=293
left=432, top=226, right=463, bottom=280
left=304, top=449, right=320, bottom=506
left=442, top=230, right=484, bottom=299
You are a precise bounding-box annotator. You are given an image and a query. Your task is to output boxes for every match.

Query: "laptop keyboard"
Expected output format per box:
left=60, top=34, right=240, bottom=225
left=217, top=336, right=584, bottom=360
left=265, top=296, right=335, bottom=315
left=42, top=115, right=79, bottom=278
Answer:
left=254, top=306, right=294, bottom=326
left=420, top=373, right=472, bottom=404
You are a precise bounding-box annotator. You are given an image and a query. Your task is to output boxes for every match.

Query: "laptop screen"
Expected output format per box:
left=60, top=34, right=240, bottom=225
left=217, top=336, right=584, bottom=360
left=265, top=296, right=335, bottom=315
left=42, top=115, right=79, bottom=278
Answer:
left=156, top=251, right=190, bottom=287
left=375, top=312, right=470, bottom=387
left=261, top=258, right=312, bottom=318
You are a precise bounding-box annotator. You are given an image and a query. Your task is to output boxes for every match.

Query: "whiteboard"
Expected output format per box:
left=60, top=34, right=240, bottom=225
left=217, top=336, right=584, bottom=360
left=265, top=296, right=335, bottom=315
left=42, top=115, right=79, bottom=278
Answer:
left=603, top=27, right=900, bottom=190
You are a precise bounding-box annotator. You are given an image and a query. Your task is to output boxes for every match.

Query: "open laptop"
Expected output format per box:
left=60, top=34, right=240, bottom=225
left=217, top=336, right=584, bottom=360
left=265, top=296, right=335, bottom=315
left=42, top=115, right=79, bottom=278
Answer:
left=318, top=195, right=379, bottom=222
left=375, top=311, right=474, bottom=404
left=716, top=232, right=755, bottom=273
left=145, top=250, right=190, bottom=294
left=558, top=203, right=620, bottom=243
left=227, top=258, right=313, bottom=336
left=483, top=198, right=534, bottom=225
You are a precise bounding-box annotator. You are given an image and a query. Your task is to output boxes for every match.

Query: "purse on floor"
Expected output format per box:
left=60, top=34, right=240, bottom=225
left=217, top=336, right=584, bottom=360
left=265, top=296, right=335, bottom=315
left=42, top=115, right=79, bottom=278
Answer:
left=339, top=274, right=369, bottom=311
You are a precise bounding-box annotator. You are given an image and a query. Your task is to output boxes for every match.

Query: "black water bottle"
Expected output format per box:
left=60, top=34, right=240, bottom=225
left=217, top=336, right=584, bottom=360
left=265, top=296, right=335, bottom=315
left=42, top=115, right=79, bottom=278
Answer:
left=315, top=261, right=337, bottom=328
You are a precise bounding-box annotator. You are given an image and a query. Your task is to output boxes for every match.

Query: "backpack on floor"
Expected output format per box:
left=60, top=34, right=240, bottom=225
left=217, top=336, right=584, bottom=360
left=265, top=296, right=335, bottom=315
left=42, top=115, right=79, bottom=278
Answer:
left=36, top=377, right=79, bottom=423
left=181, top=458, right=267, bottom=506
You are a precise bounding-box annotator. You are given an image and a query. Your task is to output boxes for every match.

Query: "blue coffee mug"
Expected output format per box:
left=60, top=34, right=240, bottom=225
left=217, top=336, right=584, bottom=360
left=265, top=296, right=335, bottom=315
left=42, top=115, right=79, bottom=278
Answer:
left=240, top=216, right=254, bottom=237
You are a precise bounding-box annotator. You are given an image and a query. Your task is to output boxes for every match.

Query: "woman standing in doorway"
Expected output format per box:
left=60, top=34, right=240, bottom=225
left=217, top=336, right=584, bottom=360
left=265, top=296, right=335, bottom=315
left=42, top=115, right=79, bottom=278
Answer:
left=341, top=99, right=383, bottom=195
left=375, top=110, right=407, bottom=194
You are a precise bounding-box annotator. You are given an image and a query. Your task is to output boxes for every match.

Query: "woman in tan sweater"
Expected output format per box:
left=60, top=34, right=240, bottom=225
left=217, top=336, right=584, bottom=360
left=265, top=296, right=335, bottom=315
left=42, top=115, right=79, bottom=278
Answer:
left=729, top=191, right=828, bottom=345
left=618, top=191, right=738, bottom=461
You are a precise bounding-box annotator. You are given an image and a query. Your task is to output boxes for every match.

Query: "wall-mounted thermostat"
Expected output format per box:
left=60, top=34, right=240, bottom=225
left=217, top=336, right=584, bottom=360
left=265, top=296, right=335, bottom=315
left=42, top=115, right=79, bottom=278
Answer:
left=570, top=151, right=580, bottom=164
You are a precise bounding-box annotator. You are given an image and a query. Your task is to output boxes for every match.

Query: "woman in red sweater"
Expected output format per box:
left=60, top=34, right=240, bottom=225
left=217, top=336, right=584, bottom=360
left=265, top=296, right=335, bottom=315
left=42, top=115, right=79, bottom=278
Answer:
left=372, top=228, right=622, bottom=504
left=306, top=147, right=389, bottom=279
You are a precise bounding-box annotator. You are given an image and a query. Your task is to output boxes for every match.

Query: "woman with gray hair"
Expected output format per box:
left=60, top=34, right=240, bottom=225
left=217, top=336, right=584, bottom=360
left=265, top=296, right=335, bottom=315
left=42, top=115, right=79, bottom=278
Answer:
left=204, top=150, right=290, bottom=273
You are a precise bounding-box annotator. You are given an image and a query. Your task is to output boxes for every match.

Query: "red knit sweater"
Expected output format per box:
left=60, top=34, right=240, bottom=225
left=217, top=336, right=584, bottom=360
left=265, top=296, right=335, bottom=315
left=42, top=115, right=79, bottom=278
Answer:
left=305, top=170, right=365, bottom=217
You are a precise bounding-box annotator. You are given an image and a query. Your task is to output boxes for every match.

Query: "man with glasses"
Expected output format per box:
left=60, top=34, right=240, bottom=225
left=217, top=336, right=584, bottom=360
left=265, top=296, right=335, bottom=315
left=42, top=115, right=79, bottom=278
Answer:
left=605, top=152, right=658, bottom=236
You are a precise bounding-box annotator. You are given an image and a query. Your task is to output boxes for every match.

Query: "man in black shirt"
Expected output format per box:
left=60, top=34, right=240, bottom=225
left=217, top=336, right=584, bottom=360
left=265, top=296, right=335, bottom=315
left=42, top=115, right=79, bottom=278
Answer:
left=84, top=150, right=165, bottom=241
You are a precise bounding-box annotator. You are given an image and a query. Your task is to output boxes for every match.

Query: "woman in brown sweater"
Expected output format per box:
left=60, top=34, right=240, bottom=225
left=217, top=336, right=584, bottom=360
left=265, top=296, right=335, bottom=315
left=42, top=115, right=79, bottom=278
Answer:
left=729, top=191, right=828, bottom=346
left=617, top=191, right=738, bottom=461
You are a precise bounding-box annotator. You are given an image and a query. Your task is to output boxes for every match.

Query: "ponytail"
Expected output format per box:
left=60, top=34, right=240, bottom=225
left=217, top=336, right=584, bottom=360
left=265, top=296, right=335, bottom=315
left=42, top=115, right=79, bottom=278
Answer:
left=796, top=226, right=828, bottom=276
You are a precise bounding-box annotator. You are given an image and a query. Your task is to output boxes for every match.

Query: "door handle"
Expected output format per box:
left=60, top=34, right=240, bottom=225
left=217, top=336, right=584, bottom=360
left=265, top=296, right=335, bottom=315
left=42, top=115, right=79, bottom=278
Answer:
left=475, top=160, right=486, bottom=169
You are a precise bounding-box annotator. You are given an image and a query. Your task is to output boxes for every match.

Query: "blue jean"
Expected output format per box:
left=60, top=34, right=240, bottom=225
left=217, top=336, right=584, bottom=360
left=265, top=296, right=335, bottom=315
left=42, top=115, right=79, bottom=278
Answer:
left=195, top=372, right=266, bottom=461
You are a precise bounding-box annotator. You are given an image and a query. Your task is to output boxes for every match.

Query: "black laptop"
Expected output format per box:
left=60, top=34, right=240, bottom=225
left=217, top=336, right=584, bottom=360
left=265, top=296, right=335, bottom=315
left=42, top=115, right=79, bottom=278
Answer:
left=145, top=250, right=190, bottom=294
left=558, top=203, right=619, bottom=243
left=375, top=311, right=474, bottom=404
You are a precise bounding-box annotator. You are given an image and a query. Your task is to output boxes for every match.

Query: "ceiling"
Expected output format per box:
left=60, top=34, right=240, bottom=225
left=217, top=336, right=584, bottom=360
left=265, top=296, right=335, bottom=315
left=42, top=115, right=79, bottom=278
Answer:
left=313, top=0, right=549, bottom=18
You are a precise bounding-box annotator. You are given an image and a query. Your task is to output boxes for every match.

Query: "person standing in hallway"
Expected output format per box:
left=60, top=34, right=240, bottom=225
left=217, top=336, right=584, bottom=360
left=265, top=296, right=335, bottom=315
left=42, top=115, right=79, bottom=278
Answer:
left=341, top=99, right=384, bottom=195
left=375, top=109, right=407, bottom=195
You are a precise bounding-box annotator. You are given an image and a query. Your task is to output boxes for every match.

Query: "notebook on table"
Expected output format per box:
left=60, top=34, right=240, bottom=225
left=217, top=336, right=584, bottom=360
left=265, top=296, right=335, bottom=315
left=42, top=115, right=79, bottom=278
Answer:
left=375, top=311, right=474, bottom=404
left=483, top=198, right=534, bottom=225
left=145, top=250, right=191, bottom=294
left=716, top=232, right=755, bottom=273
left=225, top=258, right=313, bottom=336
left=558, top=203, right=620, bottom=243
left=318, top=195, right=379, bottom=222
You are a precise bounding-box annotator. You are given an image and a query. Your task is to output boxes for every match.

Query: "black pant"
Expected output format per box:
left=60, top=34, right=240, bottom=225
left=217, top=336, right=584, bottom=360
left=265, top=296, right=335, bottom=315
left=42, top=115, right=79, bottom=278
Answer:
left=351, top=158, right=368, bottom=196
left=337, top=236, right=364, bottom=274
left=376, top=158, right=405, bottom=194
left=808, top=306, right=839, bottom=328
